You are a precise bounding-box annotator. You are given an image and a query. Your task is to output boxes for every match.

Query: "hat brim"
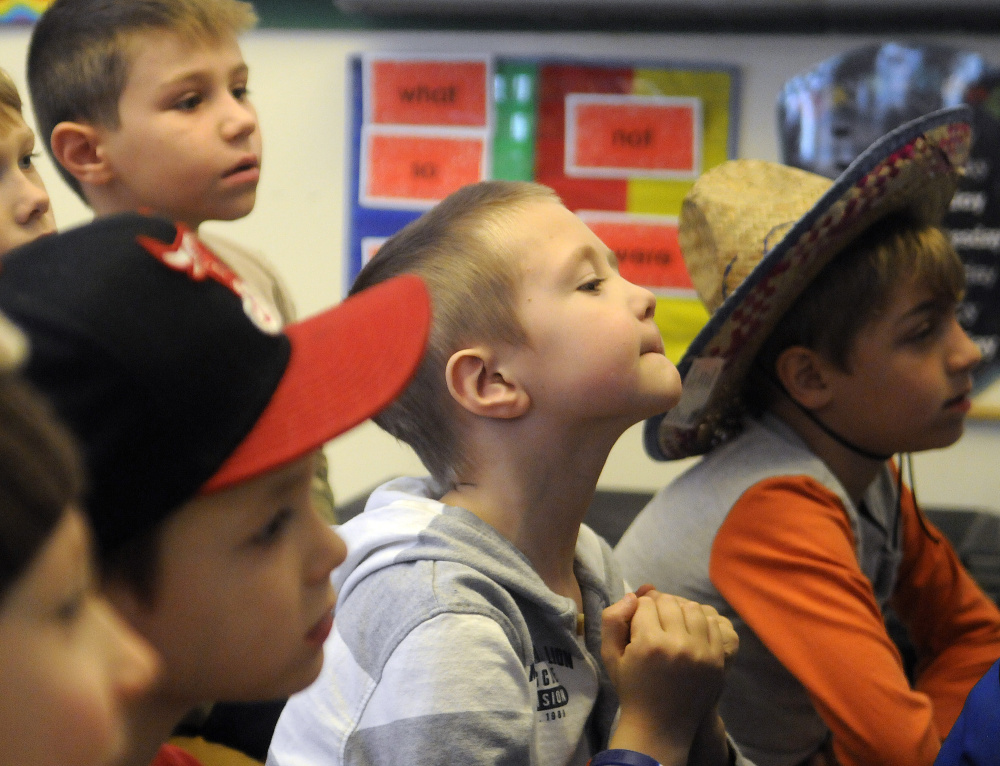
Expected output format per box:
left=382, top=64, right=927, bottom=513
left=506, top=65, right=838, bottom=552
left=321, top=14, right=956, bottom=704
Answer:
left=201, top=273, right=430, bottom=493
left=646, top=105, right=972, bottom=461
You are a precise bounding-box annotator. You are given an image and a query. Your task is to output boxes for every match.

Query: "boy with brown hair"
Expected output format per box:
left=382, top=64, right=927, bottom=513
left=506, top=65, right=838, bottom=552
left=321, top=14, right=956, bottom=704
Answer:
left=0, top=211, right=431, bottom=766
left=28, top=0, right=259, bottom=233
left=0, top=67, right=55, bottom=255
left=269, top=180, right=747, bottom=766
left=0, top=309, right=158, bottom=766
left=616, top=107, right=1000, bottom=766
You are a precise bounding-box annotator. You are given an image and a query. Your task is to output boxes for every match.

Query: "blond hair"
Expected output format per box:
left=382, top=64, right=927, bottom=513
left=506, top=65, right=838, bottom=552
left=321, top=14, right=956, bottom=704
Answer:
left=0, top=68, right=25, bottom=134
left=350, top=181, right=560, bottom=485
left=27, top=0, right=257, bottom=200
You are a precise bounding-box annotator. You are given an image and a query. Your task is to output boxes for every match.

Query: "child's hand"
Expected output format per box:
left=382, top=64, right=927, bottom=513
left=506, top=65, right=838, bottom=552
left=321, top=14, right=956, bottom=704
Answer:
left=602, top=589, right=738, bottom=766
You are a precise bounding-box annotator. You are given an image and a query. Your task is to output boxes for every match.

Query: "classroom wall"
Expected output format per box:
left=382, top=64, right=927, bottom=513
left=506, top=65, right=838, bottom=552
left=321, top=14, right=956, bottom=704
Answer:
left=3, top=25, right=1000, bottom=510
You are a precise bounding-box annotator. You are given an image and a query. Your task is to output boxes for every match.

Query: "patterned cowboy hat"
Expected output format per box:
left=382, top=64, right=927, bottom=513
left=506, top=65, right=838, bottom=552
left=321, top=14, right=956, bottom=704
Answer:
left=645, top=105, right=972, bottom=461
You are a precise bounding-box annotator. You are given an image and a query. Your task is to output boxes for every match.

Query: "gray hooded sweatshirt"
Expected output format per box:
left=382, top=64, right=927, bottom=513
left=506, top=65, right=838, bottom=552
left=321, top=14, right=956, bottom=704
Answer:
left=267, top=476, right=624, bottom=766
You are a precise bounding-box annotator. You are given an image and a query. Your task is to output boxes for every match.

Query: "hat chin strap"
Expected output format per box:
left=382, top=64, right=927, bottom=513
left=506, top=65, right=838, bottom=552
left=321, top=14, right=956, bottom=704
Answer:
left=788, top=395, right=895, bottom=462
left=759, top=363, right=944, bottom=544
left=764, top=367, right=895, bottom=462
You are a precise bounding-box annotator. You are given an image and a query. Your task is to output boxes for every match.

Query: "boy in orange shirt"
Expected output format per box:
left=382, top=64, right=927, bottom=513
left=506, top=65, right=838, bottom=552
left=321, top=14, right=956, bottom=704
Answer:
left=617, top=107, right=1000, bottom=766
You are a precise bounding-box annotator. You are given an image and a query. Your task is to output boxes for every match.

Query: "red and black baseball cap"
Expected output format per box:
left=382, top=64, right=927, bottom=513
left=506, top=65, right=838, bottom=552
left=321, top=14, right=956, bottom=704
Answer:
left=0, top=212, right=430, bottom=554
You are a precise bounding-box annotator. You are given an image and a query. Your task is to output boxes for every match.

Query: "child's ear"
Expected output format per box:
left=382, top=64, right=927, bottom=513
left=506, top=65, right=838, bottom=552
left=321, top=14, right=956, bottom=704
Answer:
left=50, top=121, right=113, bottom=186
left=446, top=347, right=530, bottom=419
left=774, top=345, right=834, bottom=410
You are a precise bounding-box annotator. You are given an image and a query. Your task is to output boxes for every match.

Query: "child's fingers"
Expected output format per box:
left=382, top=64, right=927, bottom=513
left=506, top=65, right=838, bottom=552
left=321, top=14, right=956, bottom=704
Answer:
left=717, top=615, right=739, bottom=659
left=600, top=592, right=639, bottom=661
left=636, top=591, right=686, bottom=635
left=693, top=602, right=739, bottom=658
left=633, top=583, right=657, bottom=598
left=678, top=597, right=712, bottom=641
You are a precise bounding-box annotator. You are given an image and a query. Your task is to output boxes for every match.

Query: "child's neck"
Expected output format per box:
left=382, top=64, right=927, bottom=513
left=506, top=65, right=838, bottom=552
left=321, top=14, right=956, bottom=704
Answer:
left=89, top=196, right=204, bottom=232
left=773, top=402, right=883, bottom=503
left=115, top=693, right=194, bottom=766
left=440, top=418, right=622, bottom=606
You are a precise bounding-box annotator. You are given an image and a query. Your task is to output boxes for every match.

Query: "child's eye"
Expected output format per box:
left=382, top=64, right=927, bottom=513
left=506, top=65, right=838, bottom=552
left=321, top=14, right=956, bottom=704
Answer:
left=174, top=94, right=202, bottom=111
left=56, top=590, right=85, bottom=624
left=905, top=315, right=945, bottom=345
left=232, top=85, right=249, bottom=101
left=249, top=508, right=294, bottom=547
left=18, top=153, right=37, bottom=171
left=578, top=278, right=605, bottom=293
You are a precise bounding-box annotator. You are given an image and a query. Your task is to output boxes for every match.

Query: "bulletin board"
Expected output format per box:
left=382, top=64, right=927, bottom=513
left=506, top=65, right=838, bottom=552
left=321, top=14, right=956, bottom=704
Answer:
left=345, top=53, right=740, bottom=363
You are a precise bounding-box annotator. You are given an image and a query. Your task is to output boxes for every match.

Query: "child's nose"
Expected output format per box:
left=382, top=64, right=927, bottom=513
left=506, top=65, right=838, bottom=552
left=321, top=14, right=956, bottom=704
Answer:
left=632, top=283, right=656, bottom=321
left=15, top=176, right=50, bottom=226
left=221, top=98, right=258, bottom=141
left=99, top=598, right=160, bottom=702
left=950, top=320, right=982, bottom=373
left=305, top=507, right=348, bottom=586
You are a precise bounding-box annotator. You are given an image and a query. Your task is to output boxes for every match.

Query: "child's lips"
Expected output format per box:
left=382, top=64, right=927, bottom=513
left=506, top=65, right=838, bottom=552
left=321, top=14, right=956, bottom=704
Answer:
left=945, top=389, right=973, bottom=412
left=305, top=610, right=334, bottom=648
left=222, top=157, right=260, bottom=185
left=642, top=334, right=666, bottom=356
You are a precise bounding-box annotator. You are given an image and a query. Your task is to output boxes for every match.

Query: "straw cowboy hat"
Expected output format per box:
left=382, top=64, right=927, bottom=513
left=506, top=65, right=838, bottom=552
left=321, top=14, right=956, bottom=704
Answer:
left=645, top=105, right=973, bottom=461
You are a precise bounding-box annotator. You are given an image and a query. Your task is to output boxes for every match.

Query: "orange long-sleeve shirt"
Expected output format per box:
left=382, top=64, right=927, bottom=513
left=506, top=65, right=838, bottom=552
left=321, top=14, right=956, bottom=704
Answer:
left=711, top=476, right=1000, bottom=766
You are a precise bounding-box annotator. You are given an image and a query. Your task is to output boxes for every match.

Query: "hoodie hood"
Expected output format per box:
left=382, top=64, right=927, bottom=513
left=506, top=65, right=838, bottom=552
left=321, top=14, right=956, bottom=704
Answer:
left=334, top=476, right=616, bottom=628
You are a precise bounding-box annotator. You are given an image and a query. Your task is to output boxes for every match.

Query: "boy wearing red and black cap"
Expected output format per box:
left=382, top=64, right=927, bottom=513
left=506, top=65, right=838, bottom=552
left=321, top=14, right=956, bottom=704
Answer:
left=0, top=211, right=430, bottom=766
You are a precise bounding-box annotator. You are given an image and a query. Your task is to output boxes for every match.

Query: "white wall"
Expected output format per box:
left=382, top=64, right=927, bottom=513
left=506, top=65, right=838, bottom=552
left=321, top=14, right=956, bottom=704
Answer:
left=3, top=26, right=1000, bottom=509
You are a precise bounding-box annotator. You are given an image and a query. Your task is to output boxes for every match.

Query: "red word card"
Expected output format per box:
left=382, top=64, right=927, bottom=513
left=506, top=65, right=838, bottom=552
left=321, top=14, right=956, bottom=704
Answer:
left=579, top=212, right=693, bottom=291
left=565, top=94, right=701, bottom=179
left=367, top=57, right=490, bottom=127
left=361, top=127, right=488, bottom=208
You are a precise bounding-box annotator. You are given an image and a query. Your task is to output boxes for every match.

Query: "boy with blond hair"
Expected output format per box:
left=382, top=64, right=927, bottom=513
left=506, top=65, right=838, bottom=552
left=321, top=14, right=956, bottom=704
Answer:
left=269, top=180, right=747, bottom=766
left=27, top=0, right=336, bottom=522
left=616, top=108, right=1000, bottom=766
left=0, top=212, right=431, bottom=766
left=0, top=67, right=55, bottom=255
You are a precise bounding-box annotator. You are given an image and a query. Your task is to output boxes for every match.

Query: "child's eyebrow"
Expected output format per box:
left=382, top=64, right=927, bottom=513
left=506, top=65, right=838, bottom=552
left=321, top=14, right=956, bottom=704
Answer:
left=159, top=62, right=250, bottom=91
left=891, top=297, right=952, bottom=330
left=562, top=245, right=619, bottom=280
left=263, top=460, right=314, bottom=500
left=905, top=297, right=951, bottom=317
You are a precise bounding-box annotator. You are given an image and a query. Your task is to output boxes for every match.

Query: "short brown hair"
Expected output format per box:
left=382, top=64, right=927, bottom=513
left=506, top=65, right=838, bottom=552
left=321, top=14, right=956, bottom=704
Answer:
left=0, top=373, right=84, bottom=601
left=745, top=214, right=966, bottom=413
left=27, top=0, right=257, bottom=200
left=350, top=181, right=559, bottom=485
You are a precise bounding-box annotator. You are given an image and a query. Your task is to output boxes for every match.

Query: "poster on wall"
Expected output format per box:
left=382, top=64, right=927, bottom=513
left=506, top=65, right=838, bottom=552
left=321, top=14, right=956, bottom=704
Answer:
left=0, top=1, right=53, bottom=23
left=776, top=41, right=1000, bottom=416
left=346, top=53, right=741, bottom=363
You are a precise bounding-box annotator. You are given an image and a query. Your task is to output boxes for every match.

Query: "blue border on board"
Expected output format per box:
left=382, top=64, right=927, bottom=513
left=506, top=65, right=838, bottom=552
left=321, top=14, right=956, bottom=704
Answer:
left=345, top=56, right=424, bottom=295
